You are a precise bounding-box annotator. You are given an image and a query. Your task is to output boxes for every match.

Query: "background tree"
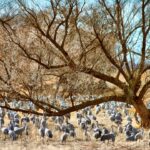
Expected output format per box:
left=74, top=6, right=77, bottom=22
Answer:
left=0, top=0, right=150, bottom=128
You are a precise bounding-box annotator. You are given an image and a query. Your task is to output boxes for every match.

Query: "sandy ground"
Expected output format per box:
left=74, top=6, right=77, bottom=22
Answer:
left=0, top=108, right=150, bottom=150
left=0, top=138, right=150, bottom=150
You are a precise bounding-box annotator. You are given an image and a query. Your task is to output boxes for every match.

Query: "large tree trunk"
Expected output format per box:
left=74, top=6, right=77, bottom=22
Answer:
left=133, top=100, right=150, bottom=128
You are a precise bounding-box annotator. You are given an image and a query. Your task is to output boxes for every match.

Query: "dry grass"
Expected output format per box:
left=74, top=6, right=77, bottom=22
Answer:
left=0, top=108, right=150, bottom=150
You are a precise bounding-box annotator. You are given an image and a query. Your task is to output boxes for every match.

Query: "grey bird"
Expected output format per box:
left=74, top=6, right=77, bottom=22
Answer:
left=45, top=128, right=53, bottom=138
left=8, top=130, right=17, bottom=141
left=60, top=132, right=68, bottom=143
left=14, top=124, right=27, bottom=136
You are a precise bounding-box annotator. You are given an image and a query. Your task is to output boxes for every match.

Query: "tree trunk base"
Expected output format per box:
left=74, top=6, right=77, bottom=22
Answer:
left=140, top=114, right=150, bottom=128
left=141, top=121, right=150, bottom=128
left=133, top=100, right=150, bottom=129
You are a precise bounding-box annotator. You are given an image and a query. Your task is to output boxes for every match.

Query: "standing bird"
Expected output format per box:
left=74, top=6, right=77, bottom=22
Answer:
left=118, top=125, right=123, bottom=133
left=83, top=128, right=91, bottom=141
left=8, top=130, right=17, bottom=141
left=95, top=105, right=101, bottom=114
left=93, top=129, right=102, bottom=140
left=14, top=123, right=28, bottom=136
left=1, top=127, right=9, bottom=139
left=135, top=129, right=144, bottom=141
left=45, top=128, right=53, bottom=138
left=0, top=117, right=4, bottom=128
left=40, top=117, right=47, bottom=128
left=60, top=132, right=68, bottom=143
left=39, top=127, right=45, bottom=138
left=69, top=130, right=76, bottom=138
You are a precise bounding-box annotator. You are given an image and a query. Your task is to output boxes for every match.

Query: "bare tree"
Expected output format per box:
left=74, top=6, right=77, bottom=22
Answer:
left=0, top=0, right=150, bottom=128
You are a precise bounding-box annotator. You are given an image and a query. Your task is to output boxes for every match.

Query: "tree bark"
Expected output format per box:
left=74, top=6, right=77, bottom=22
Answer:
left=133, top=100, right=150, bottom=128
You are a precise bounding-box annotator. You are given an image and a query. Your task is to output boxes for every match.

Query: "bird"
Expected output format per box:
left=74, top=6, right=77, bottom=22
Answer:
left=100, top=133, right=115, bottom=143
left=95, top=105, right=101, bottom=114
left=60, top=132, right=68, bottom=143
left=14, top=118, right=19, bottom=124
left=39, top=127, right=45, bottom=138
left=69, top=130, right=76, bottom=138
left=118, top=125, right=123, bottom=133
left=1, top=127, right=9, bottom=139
left=126, top=133, right=136, bottom=141
left=40, top=117, right=47, bottom=128
left=21, top=116, right=30, bottom=124
left=83, top=128, right=91, bottom=141
left=8, top=130, right=17, bottom=141
left=93, top=129, right=102, bottom=140
left=134, top=129, right=144, bottom=141
left=45, top=128, right=53, bottom=138
left=0, top=117, right=4, bottom=128
left=14, top=123, right=27, bottom=136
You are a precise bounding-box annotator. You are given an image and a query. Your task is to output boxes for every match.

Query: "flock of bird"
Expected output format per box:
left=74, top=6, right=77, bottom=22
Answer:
left=0, top=101, right=150, bottom=145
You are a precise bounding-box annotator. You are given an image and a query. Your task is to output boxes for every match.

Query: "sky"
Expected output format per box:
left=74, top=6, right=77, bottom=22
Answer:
left=22, top=0, right=95, bottom=8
